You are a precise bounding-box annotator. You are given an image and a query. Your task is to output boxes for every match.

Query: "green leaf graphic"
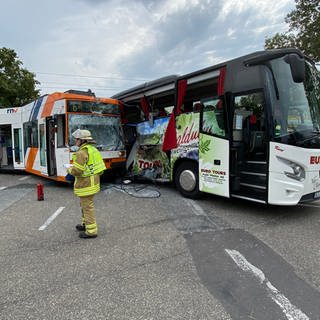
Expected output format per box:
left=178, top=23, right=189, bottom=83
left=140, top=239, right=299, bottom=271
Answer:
left=200, top=139, right=211, bottom=154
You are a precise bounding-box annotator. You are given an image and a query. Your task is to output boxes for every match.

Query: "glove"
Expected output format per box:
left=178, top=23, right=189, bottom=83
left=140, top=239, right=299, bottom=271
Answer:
left=65, top=173, right=74, bottom=182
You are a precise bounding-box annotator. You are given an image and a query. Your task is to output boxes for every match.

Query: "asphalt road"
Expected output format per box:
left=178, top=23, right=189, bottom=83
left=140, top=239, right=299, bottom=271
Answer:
left=0, top=173, right=320, bottom=320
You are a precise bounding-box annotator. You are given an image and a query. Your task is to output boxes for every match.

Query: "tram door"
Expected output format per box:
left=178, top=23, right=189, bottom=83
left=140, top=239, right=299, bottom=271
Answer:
left=12, top=124, right=24, bottom=169
left=46, top=117, right=57, bottom=176
left=38, top=119, right=48, bottom=175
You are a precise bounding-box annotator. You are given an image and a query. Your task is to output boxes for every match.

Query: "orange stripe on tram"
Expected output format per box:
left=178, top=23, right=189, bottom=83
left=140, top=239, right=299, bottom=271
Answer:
left=25, top=147, right=38, bottom=171
left=41, top=92, right=64, bottom=118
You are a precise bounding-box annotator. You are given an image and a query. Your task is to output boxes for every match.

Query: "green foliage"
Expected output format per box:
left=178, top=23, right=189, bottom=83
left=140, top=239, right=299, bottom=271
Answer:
left=265, top=33, right=297, bottom=50
left=0, top=47, right=40, bottom=108
left=265, top=0, right=320, bottom=62
left=238, top=94, right=264, bottom=117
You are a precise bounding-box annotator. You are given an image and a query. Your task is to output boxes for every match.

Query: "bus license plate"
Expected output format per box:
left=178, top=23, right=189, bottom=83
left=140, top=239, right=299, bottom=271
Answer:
left=314, top=191, right=320, bottom=199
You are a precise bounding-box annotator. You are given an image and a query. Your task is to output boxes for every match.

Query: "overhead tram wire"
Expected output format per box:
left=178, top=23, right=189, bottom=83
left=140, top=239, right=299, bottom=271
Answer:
left=37, top=86, right=123, bottom=93
left=35, top=71, right=151, bottom=82
left=35, top=71, right=153, bottom=95
left=36, top=83, right=123, bottom=90
left=38, top=86, right=119, bottom=90
left=36, top=82, right=131, bottom=93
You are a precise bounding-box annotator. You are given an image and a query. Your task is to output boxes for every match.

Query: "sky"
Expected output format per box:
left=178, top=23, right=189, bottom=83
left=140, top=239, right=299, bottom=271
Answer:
left=0, top=0, right=295, bottom=98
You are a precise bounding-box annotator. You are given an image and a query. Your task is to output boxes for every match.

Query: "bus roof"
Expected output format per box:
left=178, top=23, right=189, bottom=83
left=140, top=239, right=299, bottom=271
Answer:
left=173, top=48, right=305, bottom=84
left=112, top=75, right=178, bottom=100
left=112, top=48, right=305, bottom=101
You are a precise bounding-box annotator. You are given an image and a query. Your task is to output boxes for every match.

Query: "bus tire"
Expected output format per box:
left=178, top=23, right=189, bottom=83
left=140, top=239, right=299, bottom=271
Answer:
left=174, top=161, right=201, bottom=199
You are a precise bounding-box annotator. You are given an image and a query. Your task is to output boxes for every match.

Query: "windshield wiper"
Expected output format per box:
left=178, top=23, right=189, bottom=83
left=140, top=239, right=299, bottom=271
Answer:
left=296, top=133, right=320, bottom=146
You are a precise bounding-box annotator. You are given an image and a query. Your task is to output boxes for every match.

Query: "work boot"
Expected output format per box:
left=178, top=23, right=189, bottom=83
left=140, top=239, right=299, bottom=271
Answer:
left=79, top=231, right=97, bottom=239
left=75, top=224, right=85, bottom=231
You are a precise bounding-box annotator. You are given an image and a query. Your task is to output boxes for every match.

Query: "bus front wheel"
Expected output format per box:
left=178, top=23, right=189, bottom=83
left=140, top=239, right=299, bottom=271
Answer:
left=174, top=161, right=201, bottom=199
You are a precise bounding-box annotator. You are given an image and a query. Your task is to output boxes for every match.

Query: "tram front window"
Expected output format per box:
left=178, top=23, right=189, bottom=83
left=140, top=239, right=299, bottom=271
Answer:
left=68, top=114, right=124, bottom=151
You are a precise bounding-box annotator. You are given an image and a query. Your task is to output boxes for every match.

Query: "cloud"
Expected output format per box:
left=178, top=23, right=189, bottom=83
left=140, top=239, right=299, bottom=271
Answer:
left=106, top=0, right=294, bottom=79
left=0, top=0, right=295, bottom=97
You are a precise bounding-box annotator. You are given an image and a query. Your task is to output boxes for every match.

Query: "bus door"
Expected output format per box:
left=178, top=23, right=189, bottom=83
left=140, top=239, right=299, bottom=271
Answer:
left=230, top=91, right=268, bottom=202
left=46, top=117, right=57, bottom=176
left=198, top=98, right=230, bottom=197
left=12, top=124, right=24, bottom=169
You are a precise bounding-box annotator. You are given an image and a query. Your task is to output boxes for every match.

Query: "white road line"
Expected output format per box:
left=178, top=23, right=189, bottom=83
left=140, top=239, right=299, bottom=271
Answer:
left=184, top=199, right=206, bottom=216
left=38, top=207, right=65, bottom=231
left=18, top=176, right=30, bottom=181
left=185, top=199, right=221, bottom=229
left=225, top=249, right=309, bottom=320
left=0, top=186, right=7, bottom=191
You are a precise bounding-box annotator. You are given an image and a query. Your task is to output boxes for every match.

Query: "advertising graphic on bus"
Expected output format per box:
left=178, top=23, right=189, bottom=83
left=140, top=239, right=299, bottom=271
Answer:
left=113, top=48, right=320, bottom=205
left=0, top=90, right=126, bottom=182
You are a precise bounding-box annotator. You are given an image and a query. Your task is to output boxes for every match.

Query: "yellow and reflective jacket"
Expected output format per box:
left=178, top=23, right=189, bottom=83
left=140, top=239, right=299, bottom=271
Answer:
left=69, top=143, right=106, bottom=197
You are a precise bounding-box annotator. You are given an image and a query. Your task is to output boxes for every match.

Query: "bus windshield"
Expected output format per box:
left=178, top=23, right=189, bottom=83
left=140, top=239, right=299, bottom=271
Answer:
left=270, top=57, right=320, bottom=144
left=68, top=114, right=125, bottom=151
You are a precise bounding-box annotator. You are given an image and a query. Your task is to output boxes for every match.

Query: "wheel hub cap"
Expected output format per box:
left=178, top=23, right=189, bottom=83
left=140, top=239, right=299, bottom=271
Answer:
left=179, top=169, right=196, bottom=192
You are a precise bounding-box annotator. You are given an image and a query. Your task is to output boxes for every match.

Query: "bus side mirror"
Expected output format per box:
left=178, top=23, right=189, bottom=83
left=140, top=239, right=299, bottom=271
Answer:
left=285, top=54, right=305, bottom=83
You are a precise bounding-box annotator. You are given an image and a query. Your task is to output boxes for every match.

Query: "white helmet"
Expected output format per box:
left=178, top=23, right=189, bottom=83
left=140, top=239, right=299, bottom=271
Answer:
left=72, top=129, right=93, bottom=140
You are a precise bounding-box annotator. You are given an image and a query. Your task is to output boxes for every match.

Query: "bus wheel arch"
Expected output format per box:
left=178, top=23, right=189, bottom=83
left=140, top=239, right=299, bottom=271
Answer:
left=173, top=160, right=201, bottom=199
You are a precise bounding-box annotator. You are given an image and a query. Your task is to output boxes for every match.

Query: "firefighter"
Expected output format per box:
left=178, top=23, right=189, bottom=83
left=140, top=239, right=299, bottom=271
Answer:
left=67, top=129, right=106, bottom=238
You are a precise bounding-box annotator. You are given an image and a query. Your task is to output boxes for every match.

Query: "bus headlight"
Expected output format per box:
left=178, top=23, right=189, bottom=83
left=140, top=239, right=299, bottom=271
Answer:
left=293, top=165, right=303, bottom=176
left=285, top=163, right=305, bottom=181
left=277, top=157, right=305, bottom=181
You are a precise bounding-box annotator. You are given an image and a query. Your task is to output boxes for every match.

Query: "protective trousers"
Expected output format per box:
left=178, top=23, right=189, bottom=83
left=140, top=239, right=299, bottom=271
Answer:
left=79, top=195, right=98, bottom=236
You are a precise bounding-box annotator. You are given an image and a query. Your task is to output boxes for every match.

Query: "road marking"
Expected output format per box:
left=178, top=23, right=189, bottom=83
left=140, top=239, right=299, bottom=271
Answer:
left=185, top=199, right=221, bottom=230
left=18, top=176, right=30, bottom=181
left=184, top=199, right=206, bottom=216
left=39, top=207, right=65, bottom=231
left=225, top=249, right=309, bottom=320
left=0, top=186, right=7, bottom=191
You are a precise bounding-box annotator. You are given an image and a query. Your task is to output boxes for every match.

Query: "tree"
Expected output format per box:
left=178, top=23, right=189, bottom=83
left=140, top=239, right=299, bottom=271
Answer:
left=0, top=47, right=40, bottom=108
left=265, top=0, right=320, bottom=62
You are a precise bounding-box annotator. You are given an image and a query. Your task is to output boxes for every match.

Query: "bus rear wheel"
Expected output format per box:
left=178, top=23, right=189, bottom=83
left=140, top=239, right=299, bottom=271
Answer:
left=174, top=161, right=201, bottom=199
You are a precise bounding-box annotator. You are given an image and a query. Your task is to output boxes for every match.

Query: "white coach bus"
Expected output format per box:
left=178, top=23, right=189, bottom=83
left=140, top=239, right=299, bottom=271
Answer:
left=114, top=49, right=320, bottom=205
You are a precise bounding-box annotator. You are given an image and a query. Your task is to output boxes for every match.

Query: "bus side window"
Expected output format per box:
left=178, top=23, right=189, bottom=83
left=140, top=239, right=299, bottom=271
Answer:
left=201, top=98, right=226, bottom=137
left=181, top=101, right=193, bottom=113
left=158, top=106, right=168, bottom=117
left=193, top=102, right=203, bottom=112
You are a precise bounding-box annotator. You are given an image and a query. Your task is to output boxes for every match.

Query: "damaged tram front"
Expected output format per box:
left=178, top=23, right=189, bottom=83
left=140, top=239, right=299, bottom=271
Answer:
left=0, top=90, right=126, bottom=181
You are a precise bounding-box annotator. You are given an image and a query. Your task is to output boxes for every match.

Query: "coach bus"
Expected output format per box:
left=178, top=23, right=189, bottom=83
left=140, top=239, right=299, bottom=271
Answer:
left=0, top=90, right=126, bottom=182
left=113, top=48, right=320, bottom=205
